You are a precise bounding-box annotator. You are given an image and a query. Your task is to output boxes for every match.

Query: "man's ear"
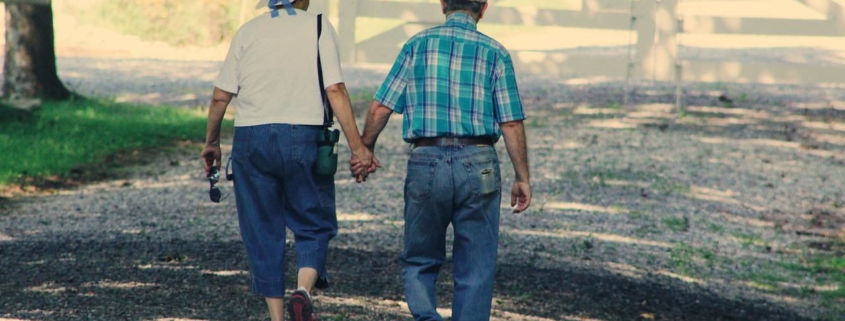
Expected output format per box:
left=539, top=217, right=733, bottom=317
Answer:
left=479, top=2, right=488, bottom=20
left=440, top=0, right=447, bottom=14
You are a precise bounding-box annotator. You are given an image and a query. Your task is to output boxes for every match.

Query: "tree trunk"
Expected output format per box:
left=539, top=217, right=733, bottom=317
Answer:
left=3, top=3, right=70, bottom=101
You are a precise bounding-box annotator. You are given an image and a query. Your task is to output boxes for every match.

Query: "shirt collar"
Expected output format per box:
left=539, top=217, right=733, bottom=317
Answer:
left=445, top=12, right=478, bottom=30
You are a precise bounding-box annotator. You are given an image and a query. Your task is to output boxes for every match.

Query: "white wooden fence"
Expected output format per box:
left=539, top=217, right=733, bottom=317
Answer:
left=333, top=0, right=845, bottom=88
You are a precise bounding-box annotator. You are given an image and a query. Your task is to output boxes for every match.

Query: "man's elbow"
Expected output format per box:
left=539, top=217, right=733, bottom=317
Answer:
left=369, top=101, right=393, bottom=117
left=499, top=120, right=524, bottom=130
left=211, top=87, right=234, bottom=105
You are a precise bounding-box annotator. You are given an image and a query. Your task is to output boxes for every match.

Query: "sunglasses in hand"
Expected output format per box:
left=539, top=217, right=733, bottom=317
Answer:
left=208, top=167, right=223, bottom=203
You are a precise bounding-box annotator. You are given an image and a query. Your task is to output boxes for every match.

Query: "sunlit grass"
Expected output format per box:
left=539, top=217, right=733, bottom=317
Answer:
left=0, top=98, right=230, bottom=185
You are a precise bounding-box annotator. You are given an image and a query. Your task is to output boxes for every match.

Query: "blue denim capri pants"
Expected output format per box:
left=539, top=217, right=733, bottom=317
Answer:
left=231, top=124, right=337, bottom=297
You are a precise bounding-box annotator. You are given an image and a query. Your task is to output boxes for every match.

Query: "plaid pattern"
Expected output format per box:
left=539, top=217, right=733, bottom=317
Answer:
left=374, top=12, right=525, bottom=142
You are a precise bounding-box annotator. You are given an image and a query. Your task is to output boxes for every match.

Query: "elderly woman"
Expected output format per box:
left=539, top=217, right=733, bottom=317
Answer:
left=201, top=0, right=373, bottom=320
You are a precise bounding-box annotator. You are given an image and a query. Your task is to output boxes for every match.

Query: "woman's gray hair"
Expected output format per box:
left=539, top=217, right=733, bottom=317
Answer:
left=443, top=0, right=485, bottom=16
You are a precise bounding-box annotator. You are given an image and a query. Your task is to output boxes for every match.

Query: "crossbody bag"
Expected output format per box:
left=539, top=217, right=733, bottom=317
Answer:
left=315, top=14, right=340, bottom=177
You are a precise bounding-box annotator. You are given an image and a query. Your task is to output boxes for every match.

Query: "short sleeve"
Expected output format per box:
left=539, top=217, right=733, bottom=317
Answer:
left=374, top=44, right=411, bottom=114
left=214, top=31, right=241, bottom=94
left=492, top=53, right=525, bottom=123
left=319, top=16, right=344, bottom=88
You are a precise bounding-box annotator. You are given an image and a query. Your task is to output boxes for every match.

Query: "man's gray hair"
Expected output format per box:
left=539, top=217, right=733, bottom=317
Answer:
left=443, top=0, right=485, bottom=16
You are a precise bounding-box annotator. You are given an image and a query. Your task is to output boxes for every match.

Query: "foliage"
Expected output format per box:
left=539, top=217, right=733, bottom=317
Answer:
left=0, top=98, right=229, bottom=185
left=95, top=0, right=243, bottom=46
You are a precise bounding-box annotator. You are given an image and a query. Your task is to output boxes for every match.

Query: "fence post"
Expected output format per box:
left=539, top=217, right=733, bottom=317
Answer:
left=634, top=0, right=678, bottom=83
left=239, top=0, right=250, bottom=28
left=624, top=0, right=636, bottom=107
left=328, top=0, right=340, bottom=30
left=338, top=0, right=359, bottom=63
left=832, top=0, right=845, bottom=35
left=582, top=0, right=597, bottom=13
left=674, top=0, right=683, bottom=112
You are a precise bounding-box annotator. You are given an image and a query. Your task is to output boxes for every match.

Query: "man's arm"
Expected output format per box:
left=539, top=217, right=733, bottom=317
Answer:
left=201, top=87, right=234, bottom=176
left=361, top=100, right=394, bottom=150
left=325, top=83, right=373, bottom=182
left=500, top=120, right=531, bottom=213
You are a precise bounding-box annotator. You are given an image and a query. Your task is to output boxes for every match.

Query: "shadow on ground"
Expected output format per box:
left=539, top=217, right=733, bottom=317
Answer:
left=0, top=237, right=811, bottom=321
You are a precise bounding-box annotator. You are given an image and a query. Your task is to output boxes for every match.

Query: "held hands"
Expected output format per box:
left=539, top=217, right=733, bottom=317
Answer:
left=201, top=144, right=222, bottom=176
left=511, top=181, right=532, bottom=213
left=349, top=147, right=380, bottom=183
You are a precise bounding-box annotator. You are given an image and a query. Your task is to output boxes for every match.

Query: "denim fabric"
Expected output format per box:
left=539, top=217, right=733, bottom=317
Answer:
left=400, top=145, right=502, bottom=321
left=231, top=124, right=337, bottom=298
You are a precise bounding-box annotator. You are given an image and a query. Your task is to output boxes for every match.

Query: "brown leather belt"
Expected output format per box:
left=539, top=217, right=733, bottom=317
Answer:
left=413, top=136, right=494, bottom=148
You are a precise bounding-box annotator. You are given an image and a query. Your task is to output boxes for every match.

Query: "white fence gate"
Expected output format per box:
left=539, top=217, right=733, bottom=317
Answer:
left=332, top=0, right=845, bottom=92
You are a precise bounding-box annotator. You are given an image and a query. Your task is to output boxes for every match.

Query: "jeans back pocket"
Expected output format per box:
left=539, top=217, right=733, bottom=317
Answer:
left=405, top=160, right=436, bottom=200
left=478, top=166, right=500, bottom=196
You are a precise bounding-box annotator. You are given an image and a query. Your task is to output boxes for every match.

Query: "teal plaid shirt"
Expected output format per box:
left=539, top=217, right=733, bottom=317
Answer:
left=374, top=12, right=526, bottom=143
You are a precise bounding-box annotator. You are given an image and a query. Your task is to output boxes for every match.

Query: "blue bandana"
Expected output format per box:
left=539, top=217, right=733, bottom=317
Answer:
left=269, top=0, right=297, bottom=17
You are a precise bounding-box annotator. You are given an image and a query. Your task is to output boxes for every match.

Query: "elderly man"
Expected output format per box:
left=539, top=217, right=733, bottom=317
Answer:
left=358, top=0, right=531, bottom=320
left=202, top=0, right=372, bottom=320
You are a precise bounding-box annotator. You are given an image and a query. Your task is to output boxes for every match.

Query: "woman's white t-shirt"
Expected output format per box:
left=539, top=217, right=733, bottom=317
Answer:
left=214, top=9, right=344, bottom=127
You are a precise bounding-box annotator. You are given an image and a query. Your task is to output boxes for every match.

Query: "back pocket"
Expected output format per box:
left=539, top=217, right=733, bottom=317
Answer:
left=405, top=160, right=436, bottom=200
left=478, top=166, right=500, bottom=196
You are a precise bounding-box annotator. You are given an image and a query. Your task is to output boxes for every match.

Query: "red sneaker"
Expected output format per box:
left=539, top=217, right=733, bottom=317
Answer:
left=286, top=289, right=314, bottom=321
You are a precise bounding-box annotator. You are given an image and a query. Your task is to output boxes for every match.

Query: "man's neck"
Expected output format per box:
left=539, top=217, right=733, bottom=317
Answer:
left=447, top=11, right=480, bottom=22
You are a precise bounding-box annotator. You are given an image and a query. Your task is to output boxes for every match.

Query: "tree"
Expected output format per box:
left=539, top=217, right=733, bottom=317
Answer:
left=3, top=0, right=70, bottom=104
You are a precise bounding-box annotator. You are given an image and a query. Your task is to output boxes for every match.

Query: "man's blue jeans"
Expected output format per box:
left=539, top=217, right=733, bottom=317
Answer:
left=401, top=145, right=502, bottom=321
left=231, top=124, right=337, bottom=297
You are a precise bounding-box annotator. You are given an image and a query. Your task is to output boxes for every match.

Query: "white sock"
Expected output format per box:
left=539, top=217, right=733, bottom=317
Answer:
left=297, top=286, right=311, bottom=299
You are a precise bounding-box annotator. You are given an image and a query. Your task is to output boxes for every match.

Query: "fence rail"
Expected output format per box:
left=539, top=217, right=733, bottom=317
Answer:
left=334, top=0, right=845, bottom=90
left=337, top=0, right=636, bottom=79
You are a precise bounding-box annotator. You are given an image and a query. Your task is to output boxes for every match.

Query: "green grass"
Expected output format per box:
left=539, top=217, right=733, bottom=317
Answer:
left=737, top=253, right=845, bottom=312
left=0, top=98, right=230, bottom=185
left=662, top=216, right=690, bottom=233
left=668, top=243, right=698, bottom=276
left=732, top=232, right=767, bottom=249
left=812, top=255, right=845, bottom=300
left=668, top=243, right=717, bottom=277
left=705, top=222, right=724, bottom=233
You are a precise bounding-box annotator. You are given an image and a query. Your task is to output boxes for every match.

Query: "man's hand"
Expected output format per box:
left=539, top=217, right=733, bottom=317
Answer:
left=368, top=155, right=381, bottom=174
left=500, top=120, right=531, bottom=213
left=350, top=146, right=375, bottom=183
left=201, top=144, right=222, bottom=176
left=510, top=181, right=531, bottom=213
left=350, top=149, right=382, bottom=183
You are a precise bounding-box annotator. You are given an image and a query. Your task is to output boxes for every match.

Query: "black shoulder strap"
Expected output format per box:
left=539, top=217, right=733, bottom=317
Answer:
left=316, top=14, right=333, bottom=127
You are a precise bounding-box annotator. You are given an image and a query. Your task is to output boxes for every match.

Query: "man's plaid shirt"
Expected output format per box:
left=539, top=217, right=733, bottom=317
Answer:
left=374, top=12, right=526, bottom=143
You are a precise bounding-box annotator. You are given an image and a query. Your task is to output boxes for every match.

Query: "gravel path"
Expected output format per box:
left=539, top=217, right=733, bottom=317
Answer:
left=1, top=55, right=844, bottom=321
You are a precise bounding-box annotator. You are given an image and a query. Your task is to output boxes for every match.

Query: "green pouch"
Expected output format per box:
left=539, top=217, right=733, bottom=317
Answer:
left=315, top=128, right=340, bottom=176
